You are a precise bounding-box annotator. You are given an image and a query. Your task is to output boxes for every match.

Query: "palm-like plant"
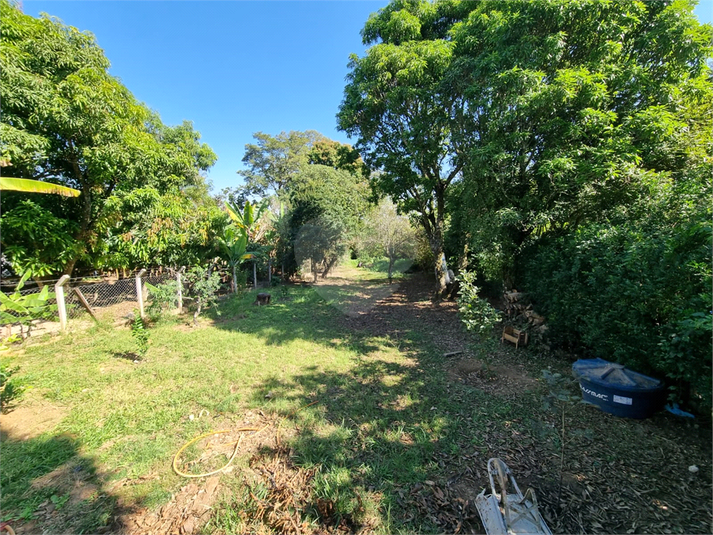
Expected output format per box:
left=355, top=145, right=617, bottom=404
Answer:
left=225, top=199, right=269, bottom=242
left=0, top=177, right=80, bottom=197
left=217, top=226, right=253, bottom=293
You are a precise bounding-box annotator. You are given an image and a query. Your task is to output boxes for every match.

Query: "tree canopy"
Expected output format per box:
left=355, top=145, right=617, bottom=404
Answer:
left=0, top=0, right=218, bottom=275
left=337, top=0, right=472, bottom=294
left=341, top=0, right=712, bottom=411
left=447, top=0, right=712, bottom=282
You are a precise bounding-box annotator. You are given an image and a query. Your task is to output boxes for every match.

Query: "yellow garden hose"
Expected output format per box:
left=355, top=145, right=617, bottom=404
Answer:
left=172, top=401, right=318, bottom=479
left=172, top=427, right=261, bottom=478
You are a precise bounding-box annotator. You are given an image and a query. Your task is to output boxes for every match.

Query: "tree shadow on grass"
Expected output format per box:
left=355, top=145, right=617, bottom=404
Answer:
left=210, top=277, right=502, bottom=532
left=0, top=431, right=132, bottom=534
left=244, top=341, right=499, bottom=533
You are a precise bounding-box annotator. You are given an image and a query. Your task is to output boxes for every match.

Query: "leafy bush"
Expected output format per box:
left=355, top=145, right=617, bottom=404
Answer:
left=457, top=270, right=502, bottom=335
left=184, top=266, right=221, bottom=325
left=523, top=215, right=712, bottom=413
left=0, top=271, right=57, bottom=338
left=146, top=280, right=179, bottom=320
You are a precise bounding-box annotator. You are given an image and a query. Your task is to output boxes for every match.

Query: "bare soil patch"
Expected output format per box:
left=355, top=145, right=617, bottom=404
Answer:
left=448, top=357, right=540, bottom=398
left=0, top=395, right=67, bottom=441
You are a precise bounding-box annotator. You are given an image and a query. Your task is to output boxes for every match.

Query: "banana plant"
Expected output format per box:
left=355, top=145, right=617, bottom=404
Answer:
left=225, top=199, right=269, bottom=242
left=217, top=226, right=254, bottom=293
left=0, top=177, right=80, bottom=197
left=0, top=271, right=57, bottom=338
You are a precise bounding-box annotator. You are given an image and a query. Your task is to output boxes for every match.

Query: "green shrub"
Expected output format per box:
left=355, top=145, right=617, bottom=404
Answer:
left=0, top=271, right=57, bottom=338
left=184, top=266, right=221, bottom=325
left=457, top=270, right=502, bottom=335
left=523, top=216, right=712, bottom=413
left=145, top=280, right=179, bottom=321
left=1, top=363, right=27, bottom=411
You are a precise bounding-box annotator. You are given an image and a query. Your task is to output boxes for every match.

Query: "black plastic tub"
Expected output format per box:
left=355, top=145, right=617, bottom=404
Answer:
left=572, top=358, right=665, bottom=419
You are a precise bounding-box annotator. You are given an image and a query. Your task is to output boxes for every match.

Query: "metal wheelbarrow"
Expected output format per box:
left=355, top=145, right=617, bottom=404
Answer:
left=475, top=458, right=552, bottom=535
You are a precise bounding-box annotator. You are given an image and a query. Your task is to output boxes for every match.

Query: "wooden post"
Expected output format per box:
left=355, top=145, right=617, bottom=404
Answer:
left=73, top=288, right=99, bottom=322
left=136, top=269, right=147, bottom=319
left=176, top=271, right=183, bottom=313
left=253, top=261, right=258, bottom=289
left=55, top=275, right=70, bottom=331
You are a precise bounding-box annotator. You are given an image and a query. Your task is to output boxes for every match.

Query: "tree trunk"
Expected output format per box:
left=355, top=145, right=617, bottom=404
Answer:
left=253, top=261, right=258, bottom=289
left=63, top=178, right=94, bottom=276
left=232, top=265, right=237, bottom=293
left=428, top=232, right=448, bottom=296
left=388, top=256, right=394, bottom=284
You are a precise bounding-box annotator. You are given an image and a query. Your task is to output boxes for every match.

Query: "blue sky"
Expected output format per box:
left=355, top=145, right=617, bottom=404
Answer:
left=22, top=1, right=713, bottom=195
left=23, top=1, right=389, bottom=193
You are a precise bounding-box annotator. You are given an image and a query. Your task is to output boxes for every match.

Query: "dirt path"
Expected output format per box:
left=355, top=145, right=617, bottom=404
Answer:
left=330, top=271, right=712, bottom=535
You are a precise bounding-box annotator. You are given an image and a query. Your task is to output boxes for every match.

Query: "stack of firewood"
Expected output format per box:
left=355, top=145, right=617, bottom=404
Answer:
left=503, top=290, right=547, bottom=335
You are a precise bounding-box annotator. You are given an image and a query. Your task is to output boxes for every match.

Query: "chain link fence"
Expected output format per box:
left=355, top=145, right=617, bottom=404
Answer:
left=1, top=269, right=175, bottom=335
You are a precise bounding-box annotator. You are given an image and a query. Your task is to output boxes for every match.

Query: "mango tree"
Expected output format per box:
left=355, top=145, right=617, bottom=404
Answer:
left=0, top=1, right=216, bottom=275
left=337, top=0, right=471, bottom=295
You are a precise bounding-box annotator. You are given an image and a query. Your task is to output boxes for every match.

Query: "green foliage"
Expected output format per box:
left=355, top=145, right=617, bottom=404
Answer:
left=294, top=215, right=348, bottom=282
left=0, top=271, right=57, bottom=336
left=145, top=280, right=179, bottom=321
left=238, top=130, right=328, bottom=197
left=100, top=186, right=227, bottom=271
left=524, top=211, right=712, bottom=413
left=286, top=165, right=371, bottom=277
left=307, top=139, right=369, bottom=178
left=456, top=271, right=501, bottom=335
left=0, top=362, right=28, bottom=411
left=337, top=1, right=468, bottom=292
left=0, top=0, right=217, bottom=275
left=225, top=198, right=270, bottom=244
left=131, top=312, right=150, bottom=358
left=1, top=199, right=81, bottom=276
left=217, top=225, right=253, bottom=293
left=183, top=266, right=221, bottom=325
left=358, top=199, right=416, bottom=280
left=0, top=177, right=80, bottom=197
left=446, top=0, right=712, bottom=283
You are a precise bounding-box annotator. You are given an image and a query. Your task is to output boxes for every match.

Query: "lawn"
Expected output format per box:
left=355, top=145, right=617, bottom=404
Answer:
left=1, top=266, right=711, bottom=535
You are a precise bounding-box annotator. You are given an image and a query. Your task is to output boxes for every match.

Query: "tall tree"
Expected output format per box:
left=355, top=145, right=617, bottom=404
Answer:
left=237, top=130, right=327, bottom=197
left=0, top=0, right=216, bottom=275
left=307, top=139, right=369, bottom=178
left=287, top=165, right=371, bottom=278
left=447, top=0, right=712, bottom=283
left=337, top=0, right=471, bottom=294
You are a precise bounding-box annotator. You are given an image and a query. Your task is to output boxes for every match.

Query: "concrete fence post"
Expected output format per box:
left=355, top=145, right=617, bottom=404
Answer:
left=176, top=271, right=183, bottom=313
left=136, top=269, right=147, bottom=319
left=55, top=275, right=71, bottom=331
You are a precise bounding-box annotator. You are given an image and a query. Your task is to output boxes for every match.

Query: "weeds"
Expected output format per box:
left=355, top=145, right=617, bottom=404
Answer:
left=0, top=362, right=27, bottom=411
left=130, top=311, right=150, bottom=358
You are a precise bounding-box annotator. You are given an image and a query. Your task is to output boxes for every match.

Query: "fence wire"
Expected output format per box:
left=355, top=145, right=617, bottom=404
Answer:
left=1, top=270, right=175, bottom=326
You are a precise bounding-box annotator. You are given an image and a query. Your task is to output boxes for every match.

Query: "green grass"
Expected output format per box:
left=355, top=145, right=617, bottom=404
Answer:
left=1, top=276, right=516, bottom=533
left=4, top=271, right=710, bottom=534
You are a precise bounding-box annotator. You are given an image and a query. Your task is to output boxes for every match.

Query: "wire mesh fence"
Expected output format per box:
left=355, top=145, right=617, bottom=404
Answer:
left=1, top=269, right=176, bottom=331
